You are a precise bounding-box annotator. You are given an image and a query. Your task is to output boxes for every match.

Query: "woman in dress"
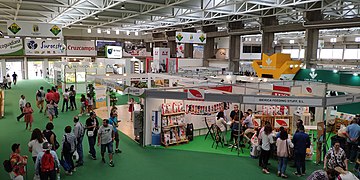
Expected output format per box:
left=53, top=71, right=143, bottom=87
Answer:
left=28, top=128, right=47, bottom=162
left=324, top=141, right=348, bottom=171
left=47, top=100, right=56, bottom=122
left=23, top=102, right=34, bottom=131
left=128, top=98, right=135, bottom=121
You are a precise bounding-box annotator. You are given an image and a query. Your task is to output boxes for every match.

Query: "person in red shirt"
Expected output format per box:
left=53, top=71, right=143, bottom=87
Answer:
left=52, top=87, right=60, bottom=118
left=9, top=143, right=28, bottom=180
left=44, top=89, right=54, bottom=116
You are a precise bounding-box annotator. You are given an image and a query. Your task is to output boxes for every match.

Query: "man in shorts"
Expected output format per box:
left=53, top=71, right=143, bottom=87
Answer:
left=97, top=119, right=115, bottom=167
left=36, top=87, right=45, bottom=113
left=108, top=112, right=122, bottom=153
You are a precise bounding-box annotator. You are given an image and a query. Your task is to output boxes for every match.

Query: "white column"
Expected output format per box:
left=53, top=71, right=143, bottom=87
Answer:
left=23, top=57, right=28, bottom=80
left=1, top=59, right=6, bottom=79
left=43, top=58, right=49, bottom=78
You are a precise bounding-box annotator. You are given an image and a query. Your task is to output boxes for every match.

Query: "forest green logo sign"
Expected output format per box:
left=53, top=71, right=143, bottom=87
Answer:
left=176, top=33, right=183, bottom=41
left=199, top=34, right=206, bottom=42
left=50, top=25, right=61, bottom=36
left=8, top=23, right=21, bottom=34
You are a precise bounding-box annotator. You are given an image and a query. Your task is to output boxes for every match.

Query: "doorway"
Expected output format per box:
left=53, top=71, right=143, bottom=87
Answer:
left=6, top=61, right=23, bottom=80
left=28, top=61, right=43, bottom=79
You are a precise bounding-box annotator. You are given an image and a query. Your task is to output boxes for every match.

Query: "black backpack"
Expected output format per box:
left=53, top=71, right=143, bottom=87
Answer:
left=3, top=159, right=12, bottom=173
left=36, top=90, right=42, bottom=97
left=186, top=123, right=194, bottom=141
left=63, top=135, right=71, bottom=153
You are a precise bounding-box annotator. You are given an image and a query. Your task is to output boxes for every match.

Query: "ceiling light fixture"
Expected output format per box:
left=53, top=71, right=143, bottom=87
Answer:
left=87, top=28, right=91, bottom=33
left=134, top=31, right=138, bottom=36
left=121, top=5, right=125, bottom=10
left=94, top=15, right=99, bottom=20
left=79, top=22, right=83, bottom=25
left=116, top=30, right=119, bottom=35
left=107, top=30, right=110, bottom=34
left=97, top=28, right=101, bottom=34
left=126, top=31, right=130, bottom=35
left=333, top=69, right=338, bottom=73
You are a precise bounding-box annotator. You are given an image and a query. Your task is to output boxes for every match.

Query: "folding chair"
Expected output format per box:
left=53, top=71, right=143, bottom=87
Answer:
left=230, top=121, right=244, bottom=155
left=212, top=125, right=224, bottom=149
left=204, top=117, right=215, bottom=140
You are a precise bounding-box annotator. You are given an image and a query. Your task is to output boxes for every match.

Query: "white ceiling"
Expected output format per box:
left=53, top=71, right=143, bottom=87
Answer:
left=0, top=0, right=359, bottom=33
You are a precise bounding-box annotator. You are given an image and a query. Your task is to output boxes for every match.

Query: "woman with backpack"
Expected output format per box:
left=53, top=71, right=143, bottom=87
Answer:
left=35, top=142, right=60, bottom=180
left=28, top=129, right=47, bottom=163
left=61, top=126, right=77, bottom=175
left=43, top=123, right=60, bottom=151
left=276, top=128, right=294, bottom=178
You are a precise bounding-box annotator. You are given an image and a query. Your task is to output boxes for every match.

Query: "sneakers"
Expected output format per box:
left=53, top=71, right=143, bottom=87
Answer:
left=102, top=158, right=106, bottom=163
left=281, top=174, right=288, bottom=179
left=109, top=161, right=114, bottom=167
left=115, top=149, right=122, bottom=153
left=262, top=169, right=270, bottom=174
left=65, top=171, right=73, bottom=176
left=72, top=168, right=77, bottom=172
left=293, top=172, right=301, bottom=177
left=91, top=156, right=96, bottom=160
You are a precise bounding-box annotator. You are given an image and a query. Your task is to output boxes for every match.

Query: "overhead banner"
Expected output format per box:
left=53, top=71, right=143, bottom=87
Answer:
left=7, top=21, right=62, bottom=37
left=243, top=95, right=323, bottom=107
left=175, top=32, right=206, bottom=44
left=105, top=46, right=123, bottom=58
left=66, top=40, right=96, bottom=56
left=0, top=38, right=23, bottom=56
left=24, top=39, right=65, bottom=56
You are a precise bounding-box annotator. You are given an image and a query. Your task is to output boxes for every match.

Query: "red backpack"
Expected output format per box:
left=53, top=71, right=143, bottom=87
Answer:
left=41, top=151, right=55, bottom=172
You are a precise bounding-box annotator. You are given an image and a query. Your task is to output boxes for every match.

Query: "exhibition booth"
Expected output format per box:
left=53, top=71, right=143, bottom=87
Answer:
left=88, top=73, right=360, bottom=163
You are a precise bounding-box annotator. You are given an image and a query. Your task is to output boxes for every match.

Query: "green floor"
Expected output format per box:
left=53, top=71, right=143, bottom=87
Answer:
left=0, top=80, right=325, bottom=180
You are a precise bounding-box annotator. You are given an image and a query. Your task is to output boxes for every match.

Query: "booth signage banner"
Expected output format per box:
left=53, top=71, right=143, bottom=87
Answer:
left=275, top=119, right=290, bottom=128
left=124, top=87, right=145, bottom=96
left=187, top=88, right=205, bottom=101
left=66, top=40, right=96, bottom=56
left=95, top=85, right=107, bottom=108
left=243, top=95, right=323, bottom=107
left=175, top=32, right=207, bottom=44
left=326, top=95, right=354, bottom=106
left=7, top=21, right=62, bottom=37
left=105, top=46, right=123, bottom=58
left=0, top=38, right=24, bottom=56
left=96, top=40, right=122, bottom=56
left=151, top=111, right=161, bottom=146
left=253, top=118, right=261, bottom=127
left=24, top=39, right=65, bottom=55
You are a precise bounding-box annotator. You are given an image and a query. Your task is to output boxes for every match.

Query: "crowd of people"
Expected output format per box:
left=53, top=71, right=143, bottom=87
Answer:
left=1, top=72, right=18, bottom=89
left=6, top=85, right=123, bottom=180
left=214, top=104, right=359, bottom=179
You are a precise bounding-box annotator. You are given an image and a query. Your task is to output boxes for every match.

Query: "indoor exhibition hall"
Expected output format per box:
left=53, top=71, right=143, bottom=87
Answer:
left=0, top=0, right=360, bottom=180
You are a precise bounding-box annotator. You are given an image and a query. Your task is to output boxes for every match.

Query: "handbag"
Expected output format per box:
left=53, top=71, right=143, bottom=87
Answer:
left=286, top=139, right=293, bottom=158
left=87, top=131, right=94, bottom=137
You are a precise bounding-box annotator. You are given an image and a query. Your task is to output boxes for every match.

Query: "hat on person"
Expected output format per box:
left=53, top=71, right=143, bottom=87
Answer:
left=42, top=142, right=52, bottom=150
left=11, top=143, right=20, bottom=152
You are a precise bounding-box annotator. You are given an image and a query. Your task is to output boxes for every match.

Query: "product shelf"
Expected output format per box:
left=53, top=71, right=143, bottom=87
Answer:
left=161, top=112, right=185, bottom=116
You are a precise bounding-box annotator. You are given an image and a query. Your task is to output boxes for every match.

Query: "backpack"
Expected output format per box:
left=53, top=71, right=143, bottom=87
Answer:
left=3, top=159, right=12, bottom=173
left=41, top=151, right=55, bottom=172
left=62, top=135, right=71, bottom=153
left=36, top=90, right=42, bottom=97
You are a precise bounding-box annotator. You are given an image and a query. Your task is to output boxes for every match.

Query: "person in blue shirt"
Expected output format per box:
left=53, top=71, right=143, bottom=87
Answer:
left=345, top=118, right=360, bottom=162
left=108, top=111, right=122, bottom=153
left=292, top=125, right=310, bottom=177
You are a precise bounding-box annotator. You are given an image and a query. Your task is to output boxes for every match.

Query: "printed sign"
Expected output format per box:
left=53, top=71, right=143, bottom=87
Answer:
left=105, top=46, right=123, bottom=58
left=66, top=40, right=96, bottom=56
left=95, top=85, right=107, bottom=108
left=7, top=21, right=62, bottom=37
left=243, top=95, right=323, bottom=107
left=0, top=38, right=23, bottom=56
left=175, top=32, right=206, bottom=44
left=187, top=88, right=205, bottom=101
left=24, top=39, right=65, bottom=55
left=326, top=95, right=355, bottom=106
left=96, top=40, right=122, bottom=56
left=124, top=87, right=145, bottom=96
left=253, top=118, right=261, bottom=127
left=275, top=119, right=290, bottom=128
left=151, top=111, right=161, bottom=146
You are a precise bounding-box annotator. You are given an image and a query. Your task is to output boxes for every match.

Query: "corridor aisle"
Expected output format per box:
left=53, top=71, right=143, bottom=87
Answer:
left=0, top=80, right=319, bottom=180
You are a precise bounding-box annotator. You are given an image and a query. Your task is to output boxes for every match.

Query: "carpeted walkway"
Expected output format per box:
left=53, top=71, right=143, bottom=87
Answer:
left=0, top=80, right=323, bottom=180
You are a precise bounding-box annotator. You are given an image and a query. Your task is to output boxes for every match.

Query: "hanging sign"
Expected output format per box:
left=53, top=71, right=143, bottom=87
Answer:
left=326, top=95, right=354, bottom=106
left=124, top=87, right=145, bottom=96
left=7, top=21, right=62, bottom=37
left=24, top=39, right=65, bottom=55
left=66, top=40, right=96, bottom=56
left=275, top=119, right=290, bottom=128
left=175, top=32, right=206, bottom=44
left=243, top=95, right=323, bottom=107
left=105, top=46, right=123, bottom=58
left=0, top=38, right=23, bottom=56
left=187, top=88, right=205, bottom=101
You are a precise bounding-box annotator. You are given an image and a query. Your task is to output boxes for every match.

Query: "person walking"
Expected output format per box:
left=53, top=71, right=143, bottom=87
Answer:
left=345, top=118, right=360, bottom=163
left=61, top=126, right=77, bottom=175
left=276, top=128, right=294, bottom=178
left=28, top=128, right=47, bottom=163
left=292, top=125, right=310, bottom=177
left=73, top=116, right=85, bottom=166
left=12, top=72, right=18, bottom=85
left=87, top=93, right=94, bottom=114
left=69, top=85, right=77, bottom=111
left=108, top=112, right=122, bottom=153
left=35, top=142, right=60, bottom=180
left=16, top=95, right=26, bottom=122
left=23, top=102, right=34, bottom=131
left=3, top=76, right=9, bottom=89
left=47, top=100, right=56, bottom=122
left=259, top=124, right=274, bottom=174
left=44, top=89, right=54, bottom=116
left=98, top=119, right=115, bottom=167
left=6, top=74, right=12, bottom=89
left=9, top=143, right=28, bottom=180
left=128, top=98, right=135, bottom=121
left=43, top=123, right=59, bottom=151
left=36, top=87, right=46, bottom=113
left=80, top=94, right=87, bottom=116
left=86, top=112, right=99, bottom=160
left=61, top=88, right=70, bottom=112
left=52, top=87, right=60, bottom=118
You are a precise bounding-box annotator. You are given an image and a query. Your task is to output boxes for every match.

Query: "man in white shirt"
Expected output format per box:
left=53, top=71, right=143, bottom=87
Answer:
left=16, top=95, right=26, bottom=121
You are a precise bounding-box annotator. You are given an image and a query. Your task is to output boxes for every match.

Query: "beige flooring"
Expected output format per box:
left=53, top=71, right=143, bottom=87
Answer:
left=94, top=105, right=135, bottom=139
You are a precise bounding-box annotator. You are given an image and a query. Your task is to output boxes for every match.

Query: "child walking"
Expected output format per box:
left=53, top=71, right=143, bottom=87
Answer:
left=23, top=102, right=34, bottom=131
